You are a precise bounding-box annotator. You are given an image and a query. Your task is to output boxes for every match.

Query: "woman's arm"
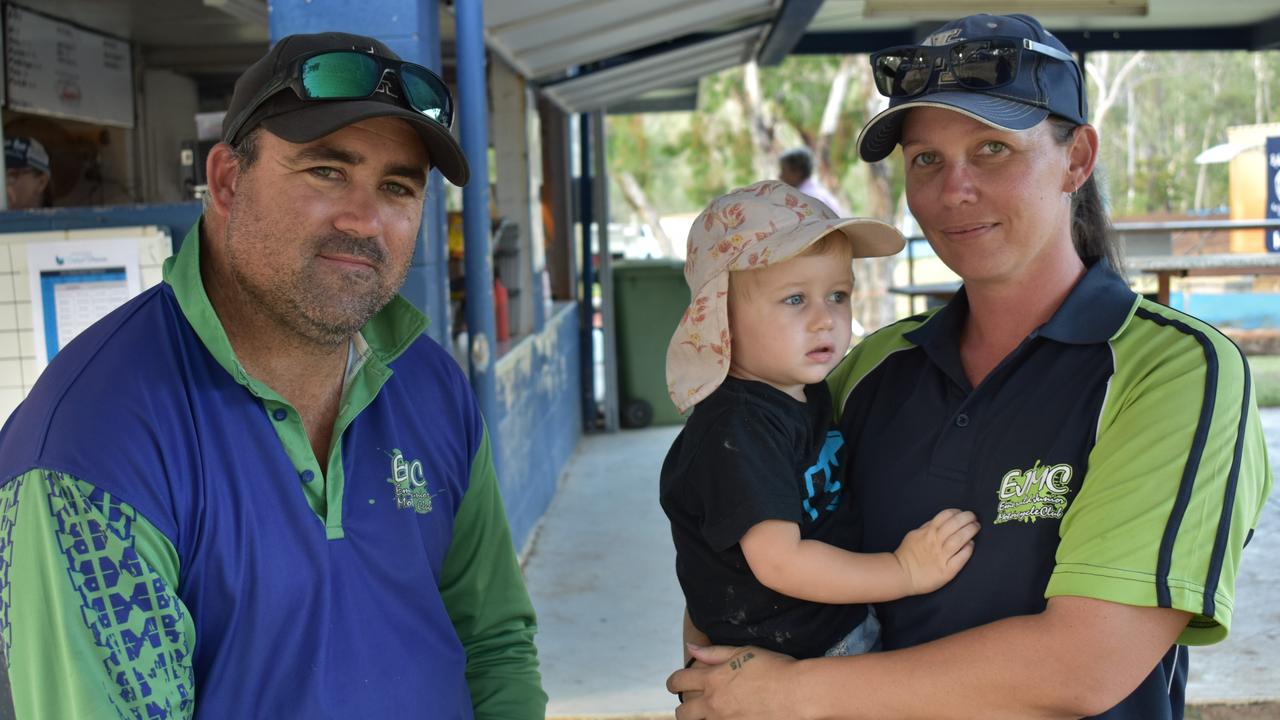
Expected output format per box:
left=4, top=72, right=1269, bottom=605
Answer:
left=669, top=596, right=1190, bottom=720
left=738, top=509, right=978, bottom=604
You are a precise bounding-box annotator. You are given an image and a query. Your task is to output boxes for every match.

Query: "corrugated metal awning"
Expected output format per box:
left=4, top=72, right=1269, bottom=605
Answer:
left=484, top=0, right=777, bottom=80
left=541, top=26, right=767, bottom=113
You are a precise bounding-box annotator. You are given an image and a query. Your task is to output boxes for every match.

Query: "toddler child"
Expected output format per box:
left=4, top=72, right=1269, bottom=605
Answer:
left=661, top=180, right=979, bottom=658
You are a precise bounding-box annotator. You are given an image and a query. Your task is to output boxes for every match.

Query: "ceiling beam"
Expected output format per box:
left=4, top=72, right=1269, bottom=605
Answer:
left=793, top=24, right=1269, bottom=55
left=791, top=30, right=913, bottom=54
left=1254, top=12, right=1280, bottom=50
left=143, top=43, right=267, bottom=74
left=757, top=0, right=824, bottom=66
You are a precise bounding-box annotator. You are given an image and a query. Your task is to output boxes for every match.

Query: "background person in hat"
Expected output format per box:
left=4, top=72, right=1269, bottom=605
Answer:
left=668, top=14, right=1271, bottom=719
left=4, top=136, right=52, bottom=210
left=660, top=180, right=978, bottom=665
left=0, top=33, right=545, bottom=718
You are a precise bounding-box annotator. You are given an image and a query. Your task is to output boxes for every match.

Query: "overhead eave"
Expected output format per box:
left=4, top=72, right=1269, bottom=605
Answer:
left=483, top=0, right=778, bottom=81
left=541, top=25, right=767, bottom=114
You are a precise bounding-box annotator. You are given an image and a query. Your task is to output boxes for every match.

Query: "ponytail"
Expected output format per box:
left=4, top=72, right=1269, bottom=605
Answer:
left=1048, top=117, right=1124, bottom=278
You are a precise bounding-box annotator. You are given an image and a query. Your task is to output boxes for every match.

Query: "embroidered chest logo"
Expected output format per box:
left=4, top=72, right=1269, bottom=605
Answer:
left=385, top=449, right=440, bottom=514
left=994, top=460, right=1074, bottom=525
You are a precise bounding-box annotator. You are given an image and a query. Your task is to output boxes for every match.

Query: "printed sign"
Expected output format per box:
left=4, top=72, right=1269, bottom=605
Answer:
left=27, top=238, right=142, bottom=370
left=4, top=4, right=134, bottom=127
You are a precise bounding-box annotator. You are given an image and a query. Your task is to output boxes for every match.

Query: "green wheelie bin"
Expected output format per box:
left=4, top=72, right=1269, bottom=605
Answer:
left=611, top=259, right=690, bottom=428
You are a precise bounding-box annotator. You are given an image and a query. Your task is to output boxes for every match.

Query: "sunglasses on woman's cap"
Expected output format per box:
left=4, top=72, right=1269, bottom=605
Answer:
left=222, top=32, right=469, bottom=186
left=872, top=37, right=1079, bottom=102
left=856, top=14, right=1089, bottom=164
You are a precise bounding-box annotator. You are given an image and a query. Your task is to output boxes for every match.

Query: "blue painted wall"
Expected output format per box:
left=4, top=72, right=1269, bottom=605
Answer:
left=493, top=303, right=582, bottom=550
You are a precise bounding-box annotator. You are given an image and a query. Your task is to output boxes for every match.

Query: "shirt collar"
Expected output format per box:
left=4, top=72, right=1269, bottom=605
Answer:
left=905, top=257, right=1140, bottom=352
left=162, top=217, right=428, bottom=388
left=1038, top=257, right=1141, bottom=344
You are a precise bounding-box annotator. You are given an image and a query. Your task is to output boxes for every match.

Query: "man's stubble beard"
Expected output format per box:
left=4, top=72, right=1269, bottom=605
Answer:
left=224, top=209, right=411, bottom=347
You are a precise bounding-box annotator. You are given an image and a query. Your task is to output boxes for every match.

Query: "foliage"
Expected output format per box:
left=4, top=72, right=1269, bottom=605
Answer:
left=1092, top=50, right=1280, bottom=217
left=607, top=49, right=1280, bottom=222
left=607, top=54, right=892, bottom=218
left=1251, top=356, right=1280, bottom=408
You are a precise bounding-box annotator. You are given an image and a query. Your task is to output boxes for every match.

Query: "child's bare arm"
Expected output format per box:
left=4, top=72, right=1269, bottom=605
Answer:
left=682, top=607, right=711, bottom=665
left=739, top=509, right=979, bottom=604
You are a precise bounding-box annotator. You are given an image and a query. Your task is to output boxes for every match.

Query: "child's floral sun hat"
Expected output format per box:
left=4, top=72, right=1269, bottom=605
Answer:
left=665, top=180, right=904, bottom=413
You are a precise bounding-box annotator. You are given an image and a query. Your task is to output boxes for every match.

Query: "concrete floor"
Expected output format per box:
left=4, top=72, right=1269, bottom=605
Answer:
left=524, top=411, right=1280, bottom=718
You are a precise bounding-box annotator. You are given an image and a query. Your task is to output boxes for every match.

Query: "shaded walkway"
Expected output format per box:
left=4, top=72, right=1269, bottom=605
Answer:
left=525, top=413, right=1280, bottom=717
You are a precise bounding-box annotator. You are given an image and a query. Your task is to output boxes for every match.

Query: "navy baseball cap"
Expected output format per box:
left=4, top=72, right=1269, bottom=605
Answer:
left=857, top=13, right=1088, bottom=163
left=5, top=137, right=50, bottom=175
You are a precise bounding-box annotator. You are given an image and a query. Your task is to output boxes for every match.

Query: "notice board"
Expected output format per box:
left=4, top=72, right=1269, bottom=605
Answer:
left=4, top=4, right=134, bottom=127
left=0, top=226, right=170, bottom=424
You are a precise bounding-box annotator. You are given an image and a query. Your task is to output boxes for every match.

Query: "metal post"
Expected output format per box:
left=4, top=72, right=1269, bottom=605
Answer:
left=456, top=1, right=501, bottom=457
left=593, top=112, right=619, bottom=432
left=420, top=0, right=450, bottom=347
left=578, top=112, right=597, bottom=430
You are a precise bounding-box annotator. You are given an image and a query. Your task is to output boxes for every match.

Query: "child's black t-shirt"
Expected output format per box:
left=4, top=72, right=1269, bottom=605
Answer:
left=660, top=376, right=867, bottom=658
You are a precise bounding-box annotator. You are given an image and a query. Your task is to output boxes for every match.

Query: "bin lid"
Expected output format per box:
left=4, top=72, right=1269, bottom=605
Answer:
left=611, top=258, right=686, bottom=275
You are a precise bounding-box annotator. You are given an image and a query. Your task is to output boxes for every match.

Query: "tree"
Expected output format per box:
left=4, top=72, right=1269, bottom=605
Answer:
left=605, top=48, right=1280, bottom=325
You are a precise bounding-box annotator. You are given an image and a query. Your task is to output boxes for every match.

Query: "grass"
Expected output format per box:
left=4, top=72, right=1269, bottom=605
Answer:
left=1185, top=702, right=1280, bottom=719
left=1251, top=356, right=1280, bottom=408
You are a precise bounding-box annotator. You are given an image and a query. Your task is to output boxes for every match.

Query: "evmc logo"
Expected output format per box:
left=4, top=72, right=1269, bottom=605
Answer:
left=994, top=460, right=1073, bottom=525
left=385, top=449, right=439, bottom=514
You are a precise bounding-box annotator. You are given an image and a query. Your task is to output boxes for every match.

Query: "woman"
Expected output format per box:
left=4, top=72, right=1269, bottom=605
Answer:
left=667, top=13, right=1272, bottom=719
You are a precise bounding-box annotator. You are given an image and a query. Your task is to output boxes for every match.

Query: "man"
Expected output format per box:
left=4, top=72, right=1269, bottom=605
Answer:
left=0, top=32, right=545, bottom=719
left=778, top=147, right=845, bottom=216
left=4, top=136, right=51, bottom=209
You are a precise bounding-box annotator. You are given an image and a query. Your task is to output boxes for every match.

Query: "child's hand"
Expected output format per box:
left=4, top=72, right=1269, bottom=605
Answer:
left=892, top=508, right=980, bottom=595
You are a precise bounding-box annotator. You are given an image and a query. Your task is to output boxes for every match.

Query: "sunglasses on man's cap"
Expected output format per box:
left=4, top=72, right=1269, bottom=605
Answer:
left=223, top=50, right=454, bottom=145
left=222, top=33, right=469, bottom=186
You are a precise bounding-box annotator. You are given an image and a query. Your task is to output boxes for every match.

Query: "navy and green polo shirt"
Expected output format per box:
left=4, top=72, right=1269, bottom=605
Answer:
left=0, top=221, right=546, bottom=719
left=829, top=259, right=1272, bottom=719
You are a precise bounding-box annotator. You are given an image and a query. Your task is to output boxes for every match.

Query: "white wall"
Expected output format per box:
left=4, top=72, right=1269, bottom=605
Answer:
left=141, top=69, right=199, bottom=203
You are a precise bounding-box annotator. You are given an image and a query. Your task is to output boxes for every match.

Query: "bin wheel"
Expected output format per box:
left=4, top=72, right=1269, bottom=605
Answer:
left=622, top=399, right=654, bottom=429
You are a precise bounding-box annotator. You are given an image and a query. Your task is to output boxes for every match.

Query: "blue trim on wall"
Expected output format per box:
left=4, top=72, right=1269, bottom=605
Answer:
left=493, top=303, right=582, bottom=549
left=0, top=203, right=201, bottom=252
left=1168, top=292, right=1280, bottom=329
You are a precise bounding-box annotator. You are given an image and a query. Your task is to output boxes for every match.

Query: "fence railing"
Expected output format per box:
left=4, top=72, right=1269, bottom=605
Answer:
left=897, top=218, right=1280, bottom=310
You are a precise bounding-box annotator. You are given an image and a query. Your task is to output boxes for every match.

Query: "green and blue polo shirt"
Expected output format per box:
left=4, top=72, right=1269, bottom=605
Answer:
left=830, top=259, right=1272, bottom=719
left=0, top=221, right=546, bottom=719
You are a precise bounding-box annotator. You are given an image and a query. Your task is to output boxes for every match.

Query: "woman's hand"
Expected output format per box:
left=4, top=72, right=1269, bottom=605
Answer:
left=667, top=643, right=800, bottom=720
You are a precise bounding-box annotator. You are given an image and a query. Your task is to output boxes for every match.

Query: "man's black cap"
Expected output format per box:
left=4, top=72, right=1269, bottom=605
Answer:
left=223, top=32, right=469, bottom=186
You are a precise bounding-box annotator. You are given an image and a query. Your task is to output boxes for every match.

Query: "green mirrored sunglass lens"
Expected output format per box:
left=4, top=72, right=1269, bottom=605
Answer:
left=302, top=52, right=381, bottom=98
left=401, top=69, right=448, bottom=122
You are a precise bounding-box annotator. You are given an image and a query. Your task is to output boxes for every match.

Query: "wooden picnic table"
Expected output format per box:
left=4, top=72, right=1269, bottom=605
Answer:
left=1125, top=253, right=1280, bottom=304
